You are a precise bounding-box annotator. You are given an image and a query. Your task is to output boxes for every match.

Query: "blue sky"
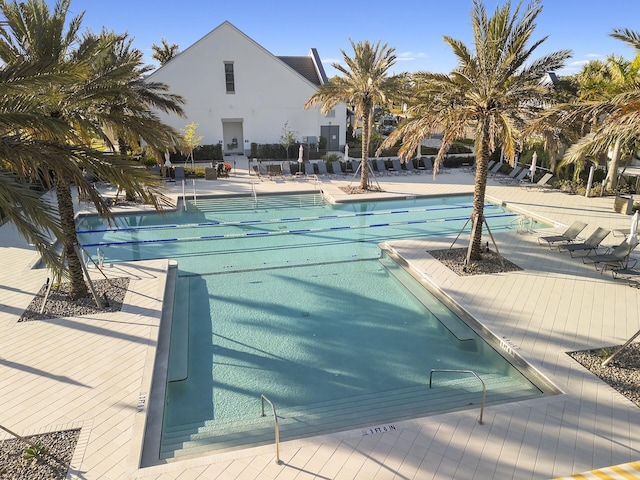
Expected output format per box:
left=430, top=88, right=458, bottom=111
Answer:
left=67, top=0, right=640, bottom=77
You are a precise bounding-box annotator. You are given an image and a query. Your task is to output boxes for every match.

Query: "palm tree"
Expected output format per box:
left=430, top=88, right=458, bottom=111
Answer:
left=0, top=0, right=185, bottom=298
left=381, top=0, right=570, bottom=262
left=305, top=39, right=402, bottom=190
left=558, top=35, right=640, bottom=191
left=151, top=38, right=179, bottom=66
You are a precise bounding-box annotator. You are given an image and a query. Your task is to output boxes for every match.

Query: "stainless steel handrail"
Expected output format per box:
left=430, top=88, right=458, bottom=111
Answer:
left=429, top=369, right=486, bottom=424
left=260, top=394, right=281, bottom=464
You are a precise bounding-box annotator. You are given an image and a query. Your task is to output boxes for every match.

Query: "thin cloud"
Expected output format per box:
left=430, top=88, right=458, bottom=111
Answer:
left=396, top=51, right=429, bottom=62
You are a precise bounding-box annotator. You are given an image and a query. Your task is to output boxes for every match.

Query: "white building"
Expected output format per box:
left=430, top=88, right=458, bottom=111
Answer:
left=146, top=21, right=346, bottom=156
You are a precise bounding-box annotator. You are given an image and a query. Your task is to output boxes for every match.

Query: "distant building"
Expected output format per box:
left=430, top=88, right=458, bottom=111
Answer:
left=146, top=21, right=346, bottom=156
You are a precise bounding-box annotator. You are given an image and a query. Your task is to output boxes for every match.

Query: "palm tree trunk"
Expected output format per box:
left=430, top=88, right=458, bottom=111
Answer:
left=56, top=177, right=88, bottom=299
left=360, top=101, right=371, bottom=190
left=605, top=138, right=621, bottom=191
left=469, top=121, right=491, bottom=261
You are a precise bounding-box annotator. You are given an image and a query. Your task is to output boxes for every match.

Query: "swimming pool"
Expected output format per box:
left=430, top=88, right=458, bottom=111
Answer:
left=76, top=194, right=551, bottom=460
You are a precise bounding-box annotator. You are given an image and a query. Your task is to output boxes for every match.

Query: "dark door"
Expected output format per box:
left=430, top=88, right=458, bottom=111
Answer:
left=321, top=125, right=340, bottom=151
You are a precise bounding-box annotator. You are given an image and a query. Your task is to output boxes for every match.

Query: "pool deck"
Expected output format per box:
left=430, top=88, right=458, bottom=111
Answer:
left=1, top=159, right=639, bottom=479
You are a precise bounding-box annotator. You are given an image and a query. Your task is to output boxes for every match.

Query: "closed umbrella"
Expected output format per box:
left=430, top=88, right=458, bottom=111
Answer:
left=628, top=210, right=639, bottom=246
left=344, top=144, right=349, bottom=161
left=529, top=152, right=537, bottom=181
left=297, top=145, right=304, bottom=174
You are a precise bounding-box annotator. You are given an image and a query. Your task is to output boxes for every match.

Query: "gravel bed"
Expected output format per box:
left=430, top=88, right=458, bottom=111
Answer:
left=0, top=429, right=79, bottom=480
left=428, top=247, right=523, bottom=275
left=19, top=277, right=130, bottom=322
left=568, top=344, right=640, bottom=407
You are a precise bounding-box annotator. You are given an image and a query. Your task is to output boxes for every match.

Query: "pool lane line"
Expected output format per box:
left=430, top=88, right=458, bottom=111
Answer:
left=81, top=212, right=518, bottom=248
left=76, top=202, right=497, bottom=234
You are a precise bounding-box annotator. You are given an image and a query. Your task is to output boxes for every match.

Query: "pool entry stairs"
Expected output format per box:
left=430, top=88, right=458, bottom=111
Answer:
left=160, top=375, right=540, bottom=460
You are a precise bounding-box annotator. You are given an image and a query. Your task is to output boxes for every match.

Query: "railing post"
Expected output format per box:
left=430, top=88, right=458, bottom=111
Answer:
left=260, top=394, right=281, bottom=465
left=429, top=369, right=486, bottom=424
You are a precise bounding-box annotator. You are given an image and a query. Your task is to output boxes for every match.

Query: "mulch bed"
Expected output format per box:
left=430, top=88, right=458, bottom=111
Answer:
left=19, top=277, right=130, bottom=322
left=428, top=247, right=523, bottom=276
left=0, top=429, right=79, bottom=480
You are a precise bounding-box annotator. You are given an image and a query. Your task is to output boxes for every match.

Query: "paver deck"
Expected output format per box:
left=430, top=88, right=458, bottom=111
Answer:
left=1, top=158, right=639, bottom=479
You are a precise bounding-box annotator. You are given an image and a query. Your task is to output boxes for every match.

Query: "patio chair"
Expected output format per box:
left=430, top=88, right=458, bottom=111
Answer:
left=174, top=166, right=186, bottom=181
left=418, top=157, right=435, bottom=172
left=267, top=164, right=283, bottom=179
left=391, top=158, right=409, bottom=175
left=538, top=220, right=588, bottom=248
left=315, top=161, right=329, bottom=176
left=490, top=165, right=517, bottom=182
left=281, top=161, right=295, bottom=179
left=582, top=240, right=639, bottom=272
left=521, top=172, right=553, bottom=191
left=330, top=162, right=345, bottom=176
left=403, top=159, right=421, bottom=174
left=558, top=227, right=610, bottom=257
left=304, top=162, right=315, bottom=176
left=501, top=168, right=530, bottom=185
left=375, top=158, right=394, bottom=175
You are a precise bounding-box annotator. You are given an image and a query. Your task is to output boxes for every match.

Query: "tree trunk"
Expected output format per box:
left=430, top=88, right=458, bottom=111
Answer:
left=469, top=121, right=491, bottom=261
left=56, top=177, right=88, bottom=299
left=605, top=137, right=621, bottom=191
left=360, top=100, right=371, bottom=190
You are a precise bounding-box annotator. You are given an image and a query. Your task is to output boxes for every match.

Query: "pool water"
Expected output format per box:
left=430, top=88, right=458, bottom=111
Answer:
left=76, top=194, right=548, bottom=459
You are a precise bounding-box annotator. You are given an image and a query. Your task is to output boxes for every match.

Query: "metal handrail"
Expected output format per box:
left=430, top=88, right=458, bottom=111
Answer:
left=429, top=369, right=486, bottom=424
left=260, top=394, right=281, bottom=464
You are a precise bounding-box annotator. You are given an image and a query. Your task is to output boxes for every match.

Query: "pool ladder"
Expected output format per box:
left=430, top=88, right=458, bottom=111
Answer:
left=260, top=394, right=281, bottom=465
left=429, top=369, right=486, bottom=424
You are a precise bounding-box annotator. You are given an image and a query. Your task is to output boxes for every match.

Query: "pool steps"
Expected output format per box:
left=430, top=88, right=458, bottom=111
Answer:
left=159, top=374, right=540, bottom=460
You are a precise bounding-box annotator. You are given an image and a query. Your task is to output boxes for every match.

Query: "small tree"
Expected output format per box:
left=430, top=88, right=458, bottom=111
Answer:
left=280, top=121, right=298, bottom=159
left=181, top=122, right=203, bottom=167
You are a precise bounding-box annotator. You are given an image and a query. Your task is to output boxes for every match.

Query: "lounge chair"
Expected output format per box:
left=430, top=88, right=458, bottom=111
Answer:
left=267, top=164, right=283, bottom=178
left=486, top=162, right=503, bottom=176
left=315, top=161, right=329, bottom=176
left=174, top=166, right=185, bottom=181
left=521, top=172, right=553, bottom=191
left=281, top=161, right=295, bottom=179
left=582, top=240, right=638, bottom=272
left=538, top=220, right=588, bottom=248
left=330, top=162, right=344, bottom=176
left=493, top=166, right=523, bottom=183
left=501, top=168, right=530, bottom=185
left=373, top=158, right=389, bottom=176
left=418, top=157, right=435, bottom=172
left=558, top=227, right=610, bottom=257
left=391, top=158, right=409, bottom=175
left=403, top=159, right=421, bottom=174
left=303, top=162, right=315, bottom=176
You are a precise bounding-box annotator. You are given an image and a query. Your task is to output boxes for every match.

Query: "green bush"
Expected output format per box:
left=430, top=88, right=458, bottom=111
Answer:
left=140, top=157, right=157, bottom=167
left=322, top=153, right=341, bottom=162
left=194, top=144, right=222, bottom=161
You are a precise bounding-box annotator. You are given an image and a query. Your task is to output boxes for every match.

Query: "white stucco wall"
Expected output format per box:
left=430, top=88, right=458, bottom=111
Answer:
left=146, top=22, right=346, bottom=153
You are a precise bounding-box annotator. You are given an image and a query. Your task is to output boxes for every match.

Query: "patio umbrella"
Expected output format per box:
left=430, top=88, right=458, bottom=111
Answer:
left=344, top=144, right=349, bottom=161
left=164, top=151, right=172, bottom=167
left=529, top=152, right=537, bottom=181
left=628, top=210, right=639, bottom=246
left=298, top=144, right=304, bottom=174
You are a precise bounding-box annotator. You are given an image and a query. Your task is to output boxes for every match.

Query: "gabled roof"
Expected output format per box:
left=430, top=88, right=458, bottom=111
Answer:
left=151, top=21, right=328, bottom=87
left=278, top=49, right=327, bottom=86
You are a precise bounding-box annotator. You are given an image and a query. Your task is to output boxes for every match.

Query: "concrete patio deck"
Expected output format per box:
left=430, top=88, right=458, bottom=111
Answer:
left=1, top=159, right=639, bottom=479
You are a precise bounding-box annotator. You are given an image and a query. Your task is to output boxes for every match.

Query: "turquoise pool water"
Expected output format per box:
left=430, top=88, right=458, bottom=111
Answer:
left=76, top=194, right=548, bottom=459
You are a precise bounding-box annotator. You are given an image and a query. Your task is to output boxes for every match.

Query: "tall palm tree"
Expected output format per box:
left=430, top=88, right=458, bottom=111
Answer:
left=0, top=0, right=185, bottom=298
left=382, top=0, right=570, bottom=262
left=558, top=35, right=640, bottom=190
left=151, top=38, right=179, bottom=66
left=305, top=39, right=402, bottom=190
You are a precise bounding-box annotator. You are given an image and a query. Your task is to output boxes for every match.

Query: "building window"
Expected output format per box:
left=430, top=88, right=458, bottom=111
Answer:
left=224, top=62, right=235, bottom=93
left=326, top=109, right=335, bottom=118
